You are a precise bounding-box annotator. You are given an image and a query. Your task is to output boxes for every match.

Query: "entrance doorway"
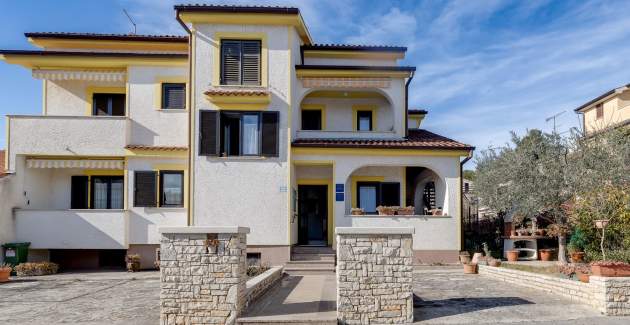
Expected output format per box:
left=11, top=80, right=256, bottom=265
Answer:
left=298, top=185, right=328, bottom=246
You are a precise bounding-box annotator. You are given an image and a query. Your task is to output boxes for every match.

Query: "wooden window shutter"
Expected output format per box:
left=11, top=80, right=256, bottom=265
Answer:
left=242, top=40, right=261, bottom=86
left=162, top=83, right=186, bottom=109
left=134, top=171, right=157, bottom=207
left=261, top=111, right=279, bottom=157
left=71, top=176, right=89, bottom=209
left=221, top=40, right=242, bottom=85
left=199, top=110, right=219, bottom=156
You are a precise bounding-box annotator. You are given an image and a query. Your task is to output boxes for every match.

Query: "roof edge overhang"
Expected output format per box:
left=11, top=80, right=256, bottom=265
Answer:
left=175, top=5, right=312, bottom=45
left=0, top=50, right=188, bottom=69
left=295, top=64, right=415, bottom=78
left=408, top=109, right=428, bottom=115
left=302, top=45, right=406, bottom=60
left=291, top=145, right=474, bottom=157
left=26, top=32, right=189, bottom=52
left=574, top=83, right=630, bottom=113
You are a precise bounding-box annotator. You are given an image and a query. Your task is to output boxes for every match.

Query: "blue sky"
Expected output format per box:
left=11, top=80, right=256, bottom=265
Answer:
left=2, top=0, right=630, bottom=164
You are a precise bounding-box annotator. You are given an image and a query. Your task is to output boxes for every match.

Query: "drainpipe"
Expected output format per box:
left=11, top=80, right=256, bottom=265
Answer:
left=176, top=13, right=193, bottom=226
left=459, top=151, right=473, bottom=251
left=404, top=71, right=415, bottom=138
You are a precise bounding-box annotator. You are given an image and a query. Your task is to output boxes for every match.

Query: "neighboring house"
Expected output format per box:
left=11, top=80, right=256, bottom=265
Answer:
left=0, top=4, right=473, bottom=268
left=575, top=83, right=630, bottom=136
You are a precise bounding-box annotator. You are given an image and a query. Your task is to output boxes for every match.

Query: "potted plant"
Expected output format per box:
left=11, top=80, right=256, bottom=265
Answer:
left=0, top=264, right=12, bottom=283
left=463, top=262, right=478, bottom=274
left=350, top=208, right=365, bottom=216
left=458, top=251, right=471, bottom=264
left=506, top=250, right=519, bottom=262
left=488, top=258, right=502, bottom=267
left=590, top=261, right=630, bottom=277
left=14, top=262, right=59, bottom=276
left=396, top=206, right=415, bottom=216
left=376, top=206, right=396, bottom=216
left=539, top=248, right=555, bottom=261
left=126, top=254, right=141, bottom=272
left=567, top=230, right=587, bottom=263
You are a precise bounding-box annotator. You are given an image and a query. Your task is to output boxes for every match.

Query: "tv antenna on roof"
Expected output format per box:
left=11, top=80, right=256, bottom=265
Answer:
left=123, top=9, right=137, bottom=35
left=545, top=110, right=566, bottom=134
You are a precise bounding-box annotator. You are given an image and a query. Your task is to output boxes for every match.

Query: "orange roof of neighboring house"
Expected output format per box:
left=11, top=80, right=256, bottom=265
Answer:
left=292, top=129, right=474, bottom=150
left=125, top=145, right=188, bottom=151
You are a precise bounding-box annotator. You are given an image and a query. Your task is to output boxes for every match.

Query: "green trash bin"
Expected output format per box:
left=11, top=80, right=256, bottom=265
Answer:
left=2, top=242, right=30, bottom=267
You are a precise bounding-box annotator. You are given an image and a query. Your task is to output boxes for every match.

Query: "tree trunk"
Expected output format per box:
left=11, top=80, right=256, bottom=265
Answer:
left=557, top=234, right=568, bottom=264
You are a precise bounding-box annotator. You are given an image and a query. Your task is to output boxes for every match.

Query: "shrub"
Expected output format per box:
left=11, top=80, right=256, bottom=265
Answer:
left=246, top=264, right=269, bottom=278
left=14, top=262, right=59, bottom=276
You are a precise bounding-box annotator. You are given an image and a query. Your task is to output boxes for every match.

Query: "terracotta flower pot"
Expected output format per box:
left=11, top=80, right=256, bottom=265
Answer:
left=459, top=255, right=471, bottom=264
left=576, top=271, right=590, bottom=283
left=539, top=249, right=554, bottom=261
left=591, top=264, right=630, bottom=277
left=570, top=252, right=585, bottom=263
left=0, top=269, right=11, bottom=283
left=463, top=263, right=478, bottom=274
left=489, top=259, right=501, bottom=267
left=506, top=250, right=519, bottom=262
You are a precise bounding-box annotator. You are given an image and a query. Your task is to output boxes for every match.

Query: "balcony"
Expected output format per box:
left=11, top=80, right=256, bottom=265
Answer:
left=7, top=115, right=129, bottom=158
left=15, top=209, right=127, bottom=249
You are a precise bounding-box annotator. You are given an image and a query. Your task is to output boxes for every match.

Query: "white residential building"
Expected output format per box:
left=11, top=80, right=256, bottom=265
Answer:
left=0, top=5, right=473, bottom=268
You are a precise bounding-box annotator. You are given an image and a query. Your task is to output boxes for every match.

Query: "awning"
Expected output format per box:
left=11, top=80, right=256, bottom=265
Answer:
left=32, top=69, right=126, bottom=82
left=27, top=159, right=124, bottom=169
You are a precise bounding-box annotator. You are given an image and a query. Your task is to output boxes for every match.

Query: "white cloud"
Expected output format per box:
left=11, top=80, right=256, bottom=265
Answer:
left=345, top=7, right=417, bottom=47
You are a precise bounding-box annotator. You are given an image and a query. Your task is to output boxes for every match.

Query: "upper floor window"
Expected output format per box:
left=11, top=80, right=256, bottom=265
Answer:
left=220, top=40, right=261, bottom=86
left=162, top=83, right=186, bottom=109
left=160, top=171, right=184, bottom=207
left=595, top=104, right=604, bottom=120
left=71, top=175, right=123, bottom=209
left=199, top=110, right=279, bottom=157
left=302, top=109, right=322, bottom=130
left=357, top=110, right=373, bottom=131
left=93, top=93, right=125, bottom=116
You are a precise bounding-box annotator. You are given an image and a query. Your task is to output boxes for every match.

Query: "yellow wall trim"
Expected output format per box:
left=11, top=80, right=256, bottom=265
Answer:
left=0, top=54, right=187, bottom=69
left=303, top=50, right=404, bottom=60
left=296, top=69, right=412, bottom=78
left=352, top=104, right=378, bottom=131
left=306, top=91, right=385, bottom=99
left=124, top=149, right=188, bottom=158
left=85, top=86, right=126, bottom=116
left=212, top=32, right=268, bottom=87
left=292, top=147, right=471, bottom=157
left=301, top=104, right=326, bottom=130
left=82, top=169, right=124, bottom=176
left=28, top=38, right=188, bottom=52
left=154, top=76, right=189, bottom=110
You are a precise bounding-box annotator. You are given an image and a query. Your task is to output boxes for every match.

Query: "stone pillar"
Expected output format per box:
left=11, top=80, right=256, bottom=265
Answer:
left=336, top=227, right=414, bottom=324
left=590, top=276, right=630, bottom=316
left=159, top=226, right=249, bottom=325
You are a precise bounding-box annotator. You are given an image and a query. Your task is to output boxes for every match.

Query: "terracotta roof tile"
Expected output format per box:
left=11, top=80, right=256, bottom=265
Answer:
left=204, top=87, right=270, bottom=97
left=292, top=129, right=474, bottom=150
left=125, top=145, right=188, bottom=151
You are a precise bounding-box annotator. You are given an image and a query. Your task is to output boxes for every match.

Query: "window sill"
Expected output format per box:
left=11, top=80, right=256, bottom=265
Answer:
left=140, top=207, right=186, bottom=212
left=158, top=108, right=187, bottom=112
left=213, top=156, right=271, bottom=161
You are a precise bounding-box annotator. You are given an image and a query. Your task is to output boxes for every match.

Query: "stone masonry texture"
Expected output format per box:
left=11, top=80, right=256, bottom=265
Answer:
left=160, top=232, right=247, bottom=325
left=336, top=233, right=414, bottom=324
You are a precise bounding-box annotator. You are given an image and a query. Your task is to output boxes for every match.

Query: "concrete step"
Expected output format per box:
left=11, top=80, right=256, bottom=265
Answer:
left=237, top=318, right=337, bottom=324
left=291, top=246, right=335, bottom=255
left=283, top=265, right=335, bottom=276
left=290, top=253, right=335, bottom=261
left=286, top=260, right=335, bottom=269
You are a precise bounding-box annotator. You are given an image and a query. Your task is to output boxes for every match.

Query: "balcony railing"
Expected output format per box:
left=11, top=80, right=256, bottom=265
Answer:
left=7, top=115, right=129, bottom=157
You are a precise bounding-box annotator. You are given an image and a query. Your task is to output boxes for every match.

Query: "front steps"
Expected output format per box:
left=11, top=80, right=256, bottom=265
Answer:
left=284, top=246, right=335, bottom=275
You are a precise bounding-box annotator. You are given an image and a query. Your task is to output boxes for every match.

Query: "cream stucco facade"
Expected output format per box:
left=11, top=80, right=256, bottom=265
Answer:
left=576, top=84, right=630, bottom=136
left=0, top=4, right=472, bottom=267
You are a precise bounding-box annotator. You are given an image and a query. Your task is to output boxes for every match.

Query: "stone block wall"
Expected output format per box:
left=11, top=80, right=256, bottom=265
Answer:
left=479, top=264, right=630, bottom=316
left=336, top=227, right=414, bottom=324
left=159, top=227, right=249, bottom=325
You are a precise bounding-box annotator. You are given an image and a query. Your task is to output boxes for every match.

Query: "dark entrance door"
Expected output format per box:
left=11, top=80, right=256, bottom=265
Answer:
left=298, top=185, right=328, bottom=246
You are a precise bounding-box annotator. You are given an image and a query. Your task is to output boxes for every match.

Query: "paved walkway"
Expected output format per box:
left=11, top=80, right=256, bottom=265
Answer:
left=413, top=267, right=628, bottom=324
left=238, top=274, right=337, bottom=323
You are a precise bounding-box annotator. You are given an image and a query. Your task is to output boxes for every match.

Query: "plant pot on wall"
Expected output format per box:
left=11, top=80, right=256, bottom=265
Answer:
left=506, top=250, right=519, bottom=262
left=591, top=262, right=630, bottom=277
left=0, top=267, right=11, bottom=283
left=376, top=206, right=396, bottom=216
left=463, top=263, right=478, bottom=274
left=489, top=259, right=502, bottom=267
left=539, top=249, right=554, bottom=261
left=570, top=252, right=585, bottom=263
left=576, top=271, right=590, bottom=283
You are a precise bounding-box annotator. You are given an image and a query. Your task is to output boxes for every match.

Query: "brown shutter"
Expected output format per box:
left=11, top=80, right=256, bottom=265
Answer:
left=134, top=171, right=157, bottom=207
left=199, top=110, right=219, bottom=156
left=71, top=176, right=89, bottom=209
left=221, top=40, right=242, bottom=85
left=261, top=111, right=279, bottom=157
left=242, top=40, right=261, bottom=86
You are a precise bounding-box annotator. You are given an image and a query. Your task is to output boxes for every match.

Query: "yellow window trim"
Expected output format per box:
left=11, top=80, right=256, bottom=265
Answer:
left=211, top=32, right=268, bottom=88
left=82, top=169, right=124, bottom=176
left=154, top=76, right=188, bottom=111
left=352, top=104, right=378, bottom=131
left=85, top=86, right=126, bottom=116
left=301, top=104, right=326, bottom=130
left=296, top=178, right=334, bottom=245
left=292, top=147, right=471, bottom=157
left=306, top=91, right=384, bottom=99
left=81, top=170, right=126, bottom=209
left=351, top=176, right=385, bottom=209
left=152, top=164, right=188, bottom=209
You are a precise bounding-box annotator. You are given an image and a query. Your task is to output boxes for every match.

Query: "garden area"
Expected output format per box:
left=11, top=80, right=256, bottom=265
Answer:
left=463, top=126, right=629, bottom=281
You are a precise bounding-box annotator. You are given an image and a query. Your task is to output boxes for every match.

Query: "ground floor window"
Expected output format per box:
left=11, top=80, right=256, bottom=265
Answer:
left=356, top=181, right=400, bottom=214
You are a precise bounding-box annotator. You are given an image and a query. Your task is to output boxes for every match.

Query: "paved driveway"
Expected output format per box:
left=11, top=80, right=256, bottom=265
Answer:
left=413, top=266, right=628, bottom=324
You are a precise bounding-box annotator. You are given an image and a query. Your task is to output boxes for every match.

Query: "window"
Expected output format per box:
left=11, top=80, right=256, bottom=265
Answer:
left=356, top=182, right=400, bottom=214
left=90, top=176, right=124, bottom=209
left=93, top=93, right=125, bottom=116
left=596, top=104, right=604, bottom=119
left=199, top=110, right=279, bottom=157
left=423, top=182, right=436, bottom=213
left=160, top=171, right=184, bottom=207
left=220, top=40, right=261, bottom=86
left=357, top=110, right=373, bottom=131
left=161, top=83, right=186, bottom=109
left=134, top=171, right=157, bottom=207
left=302, top=110, right=322, bottom=130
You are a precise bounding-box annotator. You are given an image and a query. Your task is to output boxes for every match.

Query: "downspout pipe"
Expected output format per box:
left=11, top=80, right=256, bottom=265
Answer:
left=176, top=12, right=193, bottom=226
left=404, top=71, right=415, bottom=138
left=459, top=151, right=473, bottom=251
